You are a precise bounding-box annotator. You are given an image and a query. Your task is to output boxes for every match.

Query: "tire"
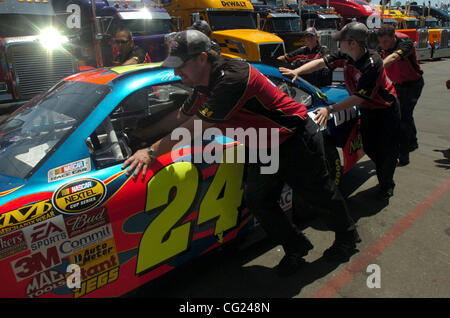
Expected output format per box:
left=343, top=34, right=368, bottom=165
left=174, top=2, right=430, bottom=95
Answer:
left=323, top=138, right=342, bottom=187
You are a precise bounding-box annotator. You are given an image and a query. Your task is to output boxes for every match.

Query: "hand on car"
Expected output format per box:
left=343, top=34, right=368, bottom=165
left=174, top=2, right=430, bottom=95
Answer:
left=279, top=67, right=299, bottom=83
left=122, top=148, right=155, bottom=181
left=313, top=107, right=330, bottom=127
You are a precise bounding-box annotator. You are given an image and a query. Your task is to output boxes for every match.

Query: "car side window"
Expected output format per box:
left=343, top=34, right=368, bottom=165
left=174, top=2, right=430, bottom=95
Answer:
left=269, top=76, right=313, bottom=108
left=86, top=82, right=191, bottom=170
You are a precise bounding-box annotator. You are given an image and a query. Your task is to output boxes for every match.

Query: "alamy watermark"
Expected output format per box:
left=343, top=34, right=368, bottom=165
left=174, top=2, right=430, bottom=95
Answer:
left=171, top=120, right=280, bottom=174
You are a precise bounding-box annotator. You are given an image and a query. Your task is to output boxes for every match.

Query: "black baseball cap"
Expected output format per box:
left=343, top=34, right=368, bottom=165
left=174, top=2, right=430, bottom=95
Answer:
left=187, top=20, right=212, bottom=37
left=162, top=30, right=212, bottom=68
left=332, top=22, right=368, bottom=42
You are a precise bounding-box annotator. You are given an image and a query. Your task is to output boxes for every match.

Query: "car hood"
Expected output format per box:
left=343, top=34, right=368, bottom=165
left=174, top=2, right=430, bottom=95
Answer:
left=0, top=174, right=25, bottom=195
left=320, top=85, right=349, bottom=104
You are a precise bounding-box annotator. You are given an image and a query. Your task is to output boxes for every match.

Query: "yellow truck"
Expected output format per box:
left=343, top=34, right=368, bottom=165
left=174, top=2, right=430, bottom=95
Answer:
left=162, top=0, right=286, bottom=62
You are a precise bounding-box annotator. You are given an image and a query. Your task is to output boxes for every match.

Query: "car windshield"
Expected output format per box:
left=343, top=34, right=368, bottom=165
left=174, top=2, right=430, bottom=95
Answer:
left=315, top=18, right=340, bottom=30
left=271, top=18, right=300, bottom=32
left=117, top=19, right=172, bottom=36
left=0, top=81, right=110, bottom=179
left=0, top=14, right=54, bottom=37
left=406, top=20, right=419, bottom=28
left=208, top=11, right=257, bottom=31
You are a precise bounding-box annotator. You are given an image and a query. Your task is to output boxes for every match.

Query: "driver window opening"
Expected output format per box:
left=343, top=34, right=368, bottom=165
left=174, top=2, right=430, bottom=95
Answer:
left=86, top=83, right=192, bottom=170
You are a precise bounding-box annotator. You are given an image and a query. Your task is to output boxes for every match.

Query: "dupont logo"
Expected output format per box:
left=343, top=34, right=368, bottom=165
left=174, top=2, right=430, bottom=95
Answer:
left=52, top=178, right=106, bottom=215
left=0, top=231, right=28, bottom=260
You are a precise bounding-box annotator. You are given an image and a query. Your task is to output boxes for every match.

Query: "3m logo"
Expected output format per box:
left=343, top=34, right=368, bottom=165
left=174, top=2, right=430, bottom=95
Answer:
left=12, top=246, right=62, bottom=282
left=0, top=200, right=55, bottom=236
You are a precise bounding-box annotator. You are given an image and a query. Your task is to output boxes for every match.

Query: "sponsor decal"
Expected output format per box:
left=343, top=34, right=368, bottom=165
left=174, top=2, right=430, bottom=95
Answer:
left=52, top=178, right=106, bottom=214
left=48, top=158, right=91, bottom=183
left=12, top=246, right=61, bottom=282
left=59, top=224, right=113, bottom=256
left=278, top=185, right=292, bottom=212
left=26, top=269, right=66, bottom=298
left=72, top=266, right=119, bottom=298
left=22, top=215, right=68, bottom=252
left=220, top=0, right=249, bottom=8
left=0, top=200, right=55, bottom=236
left=68, top=238, right=119, bottom=298
left=0, top=231, right=28, bottom=260
left=64, top=207, right=110, bottom=239
left=70, top=238, right=116, bottom=267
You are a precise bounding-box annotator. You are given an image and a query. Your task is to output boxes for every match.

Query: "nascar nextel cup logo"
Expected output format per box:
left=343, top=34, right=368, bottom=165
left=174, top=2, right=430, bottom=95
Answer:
left=52, top=178, right=106, bottom=215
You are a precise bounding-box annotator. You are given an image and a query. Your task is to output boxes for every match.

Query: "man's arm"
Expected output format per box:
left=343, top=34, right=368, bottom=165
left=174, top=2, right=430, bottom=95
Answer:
left=313, top=95, right=365, bottom=126
left=131, top=107, right=190, bottom=141
left=383, top=52, right=401, bottom=68
left=279, top=58, right=326, bottom=82
left=122, top=57, right=139, bottom=65
left=122, top=116, right=215, bottom=180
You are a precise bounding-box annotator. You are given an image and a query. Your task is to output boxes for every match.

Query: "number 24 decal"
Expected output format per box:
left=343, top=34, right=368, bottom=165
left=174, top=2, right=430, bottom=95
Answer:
left=136, top=148, right=245, bottom=275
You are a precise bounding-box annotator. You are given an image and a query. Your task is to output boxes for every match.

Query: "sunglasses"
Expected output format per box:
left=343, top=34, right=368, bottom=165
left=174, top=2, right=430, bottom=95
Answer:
left=115, top=39, right=130, bottom=44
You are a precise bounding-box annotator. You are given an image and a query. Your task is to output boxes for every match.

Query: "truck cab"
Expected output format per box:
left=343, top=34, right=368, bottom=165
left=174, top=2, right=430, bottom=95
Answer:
left=53, top=0, right=173, bottom=67
left=251, top=0, right=303, bottom=53
left=162, top=0, right=285, bottom=63
left=0, top=0, right=78, bottom=109
left=406, top=4, right=450, bottom=59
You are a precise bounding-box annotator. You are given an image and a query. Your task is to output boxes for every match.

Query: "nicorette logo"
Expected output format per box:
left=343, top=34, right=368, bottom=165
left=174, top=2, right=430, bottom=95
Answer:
left=52, top=178, right=106, bottom=215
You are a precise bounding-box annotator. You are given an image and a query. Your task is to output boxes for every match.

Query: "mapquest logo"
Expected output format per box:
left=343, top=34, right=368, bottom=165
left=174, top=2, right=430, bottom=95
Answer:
left=52, top=178, right=106, bottom=215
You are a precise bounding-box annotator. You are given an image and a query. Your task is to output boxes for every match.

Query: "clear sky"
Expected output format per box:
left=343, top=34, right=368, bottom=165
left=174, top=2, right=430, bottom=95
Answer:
left=372, top=0, right=449, bottom=8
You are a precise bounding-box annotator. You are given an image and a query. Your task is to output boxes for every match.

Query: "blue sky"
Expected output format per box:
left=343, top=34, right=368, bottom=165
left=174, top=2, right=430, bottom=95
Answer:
left=373, top=0, right=449, bottom=8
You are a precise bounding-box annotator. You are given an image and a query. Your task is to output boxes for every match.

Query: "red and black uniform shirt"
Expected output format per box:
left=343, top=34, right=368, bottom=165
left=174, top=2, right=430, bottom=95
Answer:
left=181, top=59, right=308, bottom=148
left=285, top=44, right=328, bottom=64
left=116, top=45, right=151, bottom=64
left=378, top=33, right=423, bottom=84
left=323, top=50, right=397, bottom=110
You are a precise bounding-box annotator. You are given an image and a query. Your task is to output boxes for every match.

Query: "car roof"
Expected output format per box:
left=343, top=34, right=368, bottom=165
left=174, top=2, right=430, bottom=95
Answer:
left=63, top=62, right=165, bottom=85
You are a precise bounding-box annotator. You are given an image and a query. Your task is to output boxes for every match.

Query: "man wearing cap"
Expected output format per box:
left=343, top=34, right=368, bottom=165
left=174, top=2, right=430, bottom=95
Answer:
left=280, top=22, right=401, bottom=201
left=377, top=24, right=424, bottom=166
left=187, top=20, right=221, bottom=54
left=277, top=27, right=331, bottom=86
left=122, top=29, right=360, bottom=276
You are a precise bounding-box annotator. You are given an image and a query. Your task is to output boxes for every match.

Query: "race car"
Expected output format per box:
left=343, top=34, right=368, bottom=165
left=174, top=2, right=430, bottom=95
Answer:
left=0, top=62, right=362, bottom=298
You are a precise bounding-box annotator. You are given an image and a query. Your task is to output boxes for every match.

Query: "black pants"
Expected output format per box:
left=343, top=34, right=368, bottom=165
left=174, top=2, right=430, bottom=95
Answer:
left=360, top=102, right=401, bottom=190
left=394, top=77, right=424, bottom=155
left=244, top=118, right=355, bottom=255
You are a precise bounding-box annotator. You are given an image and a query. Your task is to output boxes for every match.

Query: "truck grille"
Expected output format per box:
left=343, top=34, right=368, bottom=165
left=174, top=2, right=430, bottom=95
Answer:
left=440, top=29, right=449, bottom=48
left=11, top=45, right=77, bottom=100
left=417, top=29, right=429, bottom=49
left=259, top=42, right=285, bottom=62
left=319, top=33, right=338, bottom=54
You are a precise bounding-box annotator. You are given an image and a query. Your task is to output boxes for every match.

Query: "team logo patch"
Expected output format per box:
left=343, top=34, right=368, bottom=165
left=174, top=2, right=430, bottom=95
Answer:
left=52, top=178, right=106, bottom=215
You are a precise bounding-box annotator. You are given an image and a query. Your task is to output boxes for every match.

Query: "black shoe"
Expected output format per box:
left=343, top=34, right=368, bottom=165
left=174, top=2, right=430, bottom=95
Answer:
left=276, top=254, right=307, bottom=277
left=398, top=153, right=410, bottom=166
left=323, top=230, right=361, bottom=262
left=376, top=187, right=394, bottom=201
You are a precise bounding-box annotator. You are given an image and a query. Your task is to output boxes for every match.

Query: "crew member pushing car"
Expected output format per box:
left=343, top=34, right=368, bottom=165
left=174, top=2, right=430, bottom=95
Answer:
left=280, top=22, right=401, bottom=201
left=377, top=24, right=424, bottom=166
left=122, top=30, right=360, bottom=277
